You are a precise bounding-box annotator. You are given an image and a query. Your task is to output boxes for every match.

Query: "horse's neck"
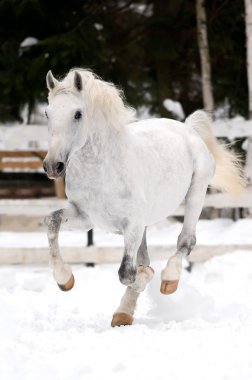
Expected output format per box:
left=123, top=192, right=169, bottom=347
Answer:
left=80, top=119, right=128, bottom=162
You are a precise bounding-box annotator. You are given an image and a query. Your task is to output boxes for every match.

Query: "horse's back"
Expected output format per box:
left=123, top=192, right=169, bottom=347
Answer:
left=128, top=117, right=192, bottom=140
left=127, top=117, right=209, bottom=166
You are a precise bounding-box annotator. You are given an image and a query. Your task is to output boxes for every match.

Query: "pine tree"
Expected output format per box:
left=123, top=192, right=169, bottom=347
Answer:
left=0, top=0, right=248, bottom=122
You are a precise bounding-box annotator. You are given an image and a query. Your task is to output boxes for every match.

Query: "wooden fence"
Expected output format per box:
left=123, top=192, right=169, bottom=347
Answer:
left=0, top=120, right=252, bottom=264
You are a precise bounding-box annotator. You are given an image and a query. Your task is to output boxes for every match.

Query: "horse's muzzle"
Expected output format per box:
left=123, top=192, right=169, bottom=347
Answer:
left=43, top=160, right=66, bottom=179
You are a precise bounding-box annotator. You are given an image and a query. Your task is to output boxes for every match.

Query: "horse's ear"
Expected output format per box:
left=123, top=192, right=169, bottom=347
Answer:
left=46, top=70, right=58, bottom=90
left=74, top=71, right=82, bottom=91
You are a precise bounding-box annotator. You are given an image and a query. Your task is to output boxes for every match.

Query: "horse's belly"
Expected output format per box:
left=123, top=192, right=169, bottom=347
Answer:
left=144, top=159, right=193, bottom=225
left=130, top=125, right=194, bottom=225
left=145, top=186, right=188, bottom=225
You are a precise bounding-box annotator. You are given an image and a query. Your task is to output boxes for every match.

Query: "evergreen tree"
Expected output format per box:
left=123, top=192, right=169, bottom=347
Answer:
left=0, top=0, right=248, bottom=122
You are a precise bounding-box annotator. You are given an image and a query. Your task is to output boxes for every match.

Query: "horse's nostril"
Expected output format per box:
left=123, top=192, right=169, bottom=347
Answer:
left=43, top=161, right=48, bottom=173
left=55, top=162, right=65, bottom=174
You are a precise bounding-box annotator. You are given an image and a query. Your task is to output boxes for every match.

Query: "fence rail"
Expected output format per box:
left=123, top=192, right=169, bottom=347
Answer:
left=0, top=244, right=251, bottom=265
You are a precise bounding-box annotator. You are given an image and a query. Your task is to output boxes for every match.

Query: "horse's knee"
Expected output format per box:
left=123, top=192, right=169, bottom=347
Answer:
left=118, top=255, right=137, bottom=285
left=177, top=233, right=196, bottom=256
left=45, top=210, right=63, bottom=235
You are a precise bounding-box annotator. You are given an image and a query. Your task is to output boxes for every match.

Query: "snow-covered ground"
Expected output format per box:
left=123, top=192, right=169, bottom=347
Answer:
left=0, top=249, right=252, bottom=380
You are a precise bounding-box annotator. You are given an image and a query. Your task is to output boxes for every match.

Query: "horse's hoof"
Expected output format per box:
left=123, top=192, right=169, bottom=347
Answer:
left=111, top=312, right=133, bottom=327
left=57, top=274, right=75, bottom=291
left=160, top=279, right=179, bottom=295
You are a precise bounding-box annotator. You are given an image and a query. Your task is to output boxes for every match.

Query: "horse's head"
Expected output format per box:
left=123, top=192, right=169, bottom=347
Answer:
left=43, top=70, right=87, bottom=179
left=43, top=68, right=136, bottom=179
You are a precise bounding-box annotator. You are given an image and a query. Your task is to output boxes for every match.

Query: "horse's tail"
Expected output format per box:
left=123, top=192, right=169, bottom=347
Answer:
left=185, top=110, right=246, bottom=195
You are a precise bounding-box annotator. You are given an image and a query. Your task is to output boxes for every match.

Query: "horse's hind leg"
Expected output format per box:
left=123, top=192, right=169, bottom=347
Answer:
left=45, top=203, right=92, bottom=291
left=136, top=228, right=150, bottom=267
left=161, top=172, right=212, bottom=295
left=111, top=228, right=154, bottom=327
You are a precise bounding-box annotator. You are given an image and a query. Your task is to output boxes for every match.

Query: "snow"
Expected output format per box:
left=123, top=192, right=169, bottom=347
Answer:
left=20, top=37, right=38, bottom=49
left=130, top=2, right=153, bottom=17
left=1, top=218, right=252, bottom=248
left=0, top=249, right=252, bottom=380
left=20, top=102, right=48, bottom=125
left=136, top=105, right=154, bottom=120
left=212, top=115, right=252, bottom=139
left=163, top=99, right=185, bottom=121
left=0, top=124, right=48, bottom=150
left=94, top=23, right=103, bottom=31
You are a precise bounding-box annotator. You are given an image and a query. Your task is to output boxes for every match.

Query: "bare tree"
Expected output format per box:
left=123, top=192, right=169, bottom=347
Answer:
left=196, top=0, right=214, bottom=115
left=245, top=0, right=252, bottom=119
left=245, top=0, right=252, bottom=186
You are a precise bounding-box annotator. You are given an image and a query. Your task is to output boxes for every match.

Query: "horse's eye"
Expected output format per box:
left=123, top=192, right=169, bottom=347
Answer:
left=45, top=111, right=48, bottom=119
left=74, top=111, right=82, bottom=120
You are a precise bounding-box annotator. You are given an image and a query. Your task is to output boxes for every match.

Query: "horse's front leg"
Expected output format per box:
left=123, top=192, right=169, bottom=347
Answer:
left=45, top=203, right=92, bottom=291
left=118, top=224, right=145, bottom=286
left=112, top=228, right=154, bottom=327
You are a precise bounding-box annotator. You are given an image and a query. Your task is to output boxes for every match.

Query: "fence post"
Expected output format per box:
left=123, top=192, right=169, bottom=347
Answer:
left=244, top=137, right=252, bottom=216
left=86, top=229, right=95, bottom=267
left=54, top=177, right=66, bottom=199
left=87, top=229, right=94, bottom=246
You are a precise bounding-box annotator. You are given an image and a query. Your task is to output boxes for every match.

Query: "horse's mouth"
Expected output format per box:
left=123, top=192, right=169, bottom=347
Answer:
left=48, top=174, right=65, bottom=180
left=47, top=167, right=66, bottom=180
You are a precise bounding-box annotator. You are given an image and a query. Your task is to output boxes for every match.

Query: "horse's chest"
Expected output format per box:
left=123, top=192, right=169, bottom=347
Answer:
left=66, top=165, right=130, bottom=230
left=80, top=193, right=127, bottom=231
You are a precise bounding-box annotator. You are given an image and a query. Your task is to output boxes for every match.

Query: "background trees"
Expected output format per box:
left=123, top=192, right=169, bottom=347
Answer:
left=196, top=0, right=214, bottom=116
left=0, top=0, right=247, bottom=122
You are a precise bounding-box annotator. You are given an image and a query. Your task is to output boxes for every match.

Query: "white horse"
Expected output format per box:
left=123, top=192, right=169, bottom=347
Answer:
left=43, top=68, right=244, bottom=327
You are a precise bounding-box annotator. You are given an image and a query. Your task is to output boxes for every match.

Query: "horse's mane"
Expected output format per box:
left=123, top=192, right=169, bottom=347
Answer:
left=49, top=68, right=136, bottom=129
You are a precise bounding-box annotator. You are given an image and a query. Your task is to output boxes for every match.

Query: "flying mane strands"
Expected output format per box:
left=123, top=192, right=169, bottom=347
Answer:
left=48, top=68, right=136, bottom=129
